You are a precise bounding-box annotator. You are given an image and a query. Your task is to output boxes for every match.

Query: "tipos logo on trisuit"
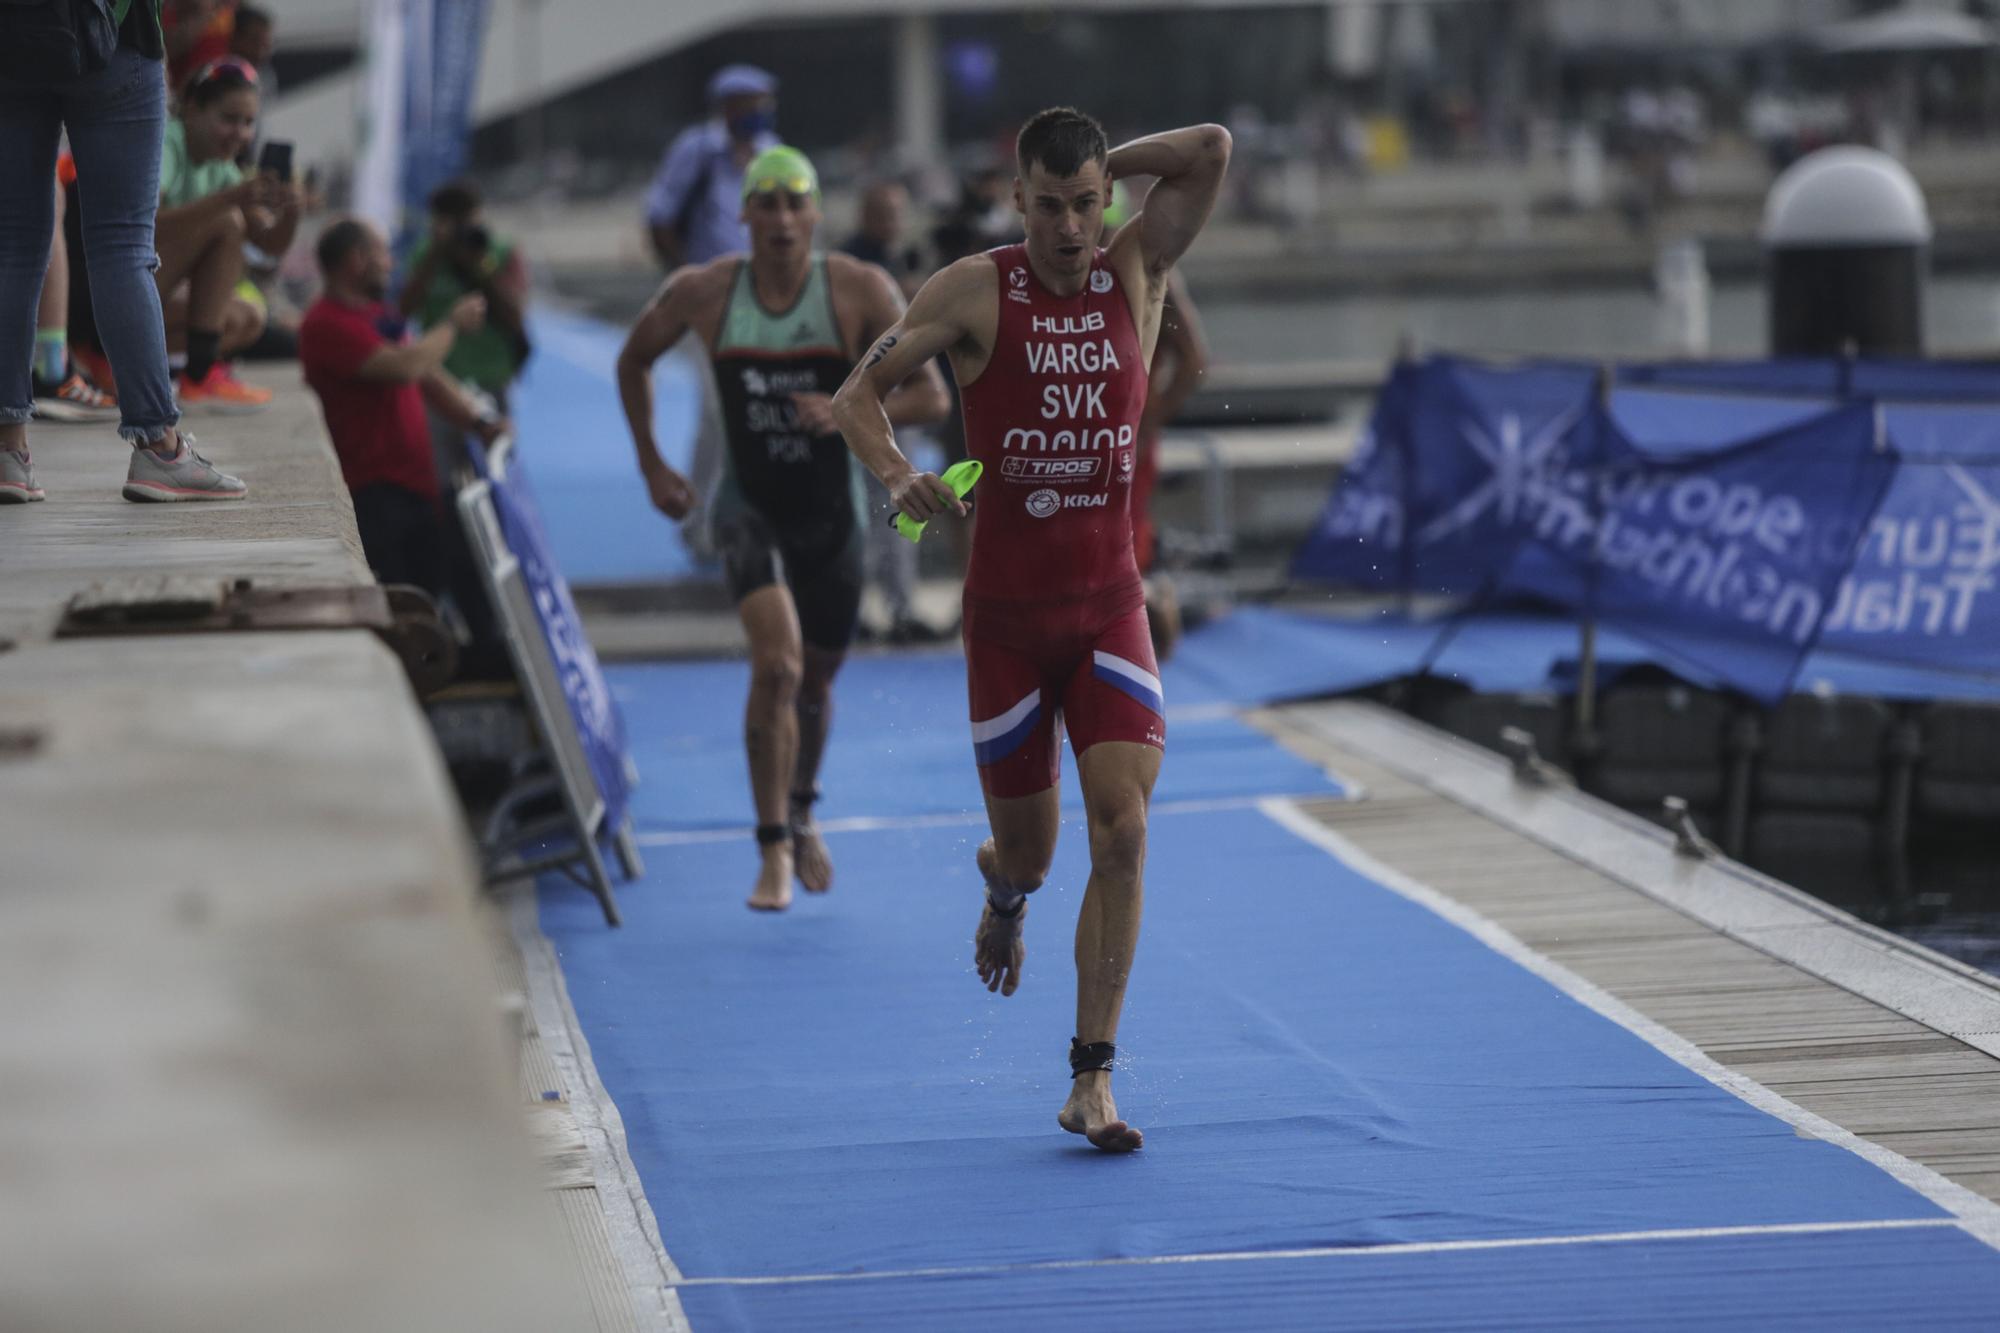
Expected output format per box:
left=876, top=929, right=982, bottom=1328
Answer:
left=1026, top=488, right=1061, bottom=518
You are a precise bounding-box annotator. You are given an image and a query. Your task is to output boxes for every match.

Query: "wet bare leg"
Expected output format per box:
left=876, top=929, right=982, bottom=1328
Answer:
left=1055, top=742, right=1159, bottom=1152
left=789, top=644, right=844, bottom=893
left=739, top=586, right=802, bottom=911
left=973, top=788, right=1058, bottom=996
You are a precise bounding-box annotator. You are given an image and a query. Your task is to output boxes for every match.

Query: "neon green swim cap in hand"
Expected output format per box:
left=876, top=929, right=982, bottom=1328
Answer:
left=742, top=145, right=820, bottom=202
left=893, top=460, right=982, bottom=542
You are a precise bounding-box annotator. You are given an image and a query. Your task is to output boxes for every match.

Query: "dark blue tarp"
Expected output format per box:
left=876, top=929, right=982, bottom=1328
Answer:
left=1296, top=355, right=2000, bottom=685
left=1492, top=400, right=1896, bottom=704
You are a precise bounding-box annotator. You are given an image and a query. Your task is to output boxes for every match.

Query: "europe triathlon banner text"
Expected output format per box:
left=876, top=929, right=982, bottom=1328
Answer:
left=1491, top=401, right=1897, bottom=704
left=1295, top=356, right=2000, bottom=678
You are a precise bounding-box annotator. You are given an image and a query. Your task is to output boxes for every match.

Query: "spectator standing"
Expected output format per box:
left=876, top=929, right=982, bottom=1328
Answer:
left=1, top=0, right=247, bottom=504
left=399, top=180, right=530, bottom=411
left=299, top=218, right=505, bottom=598
left=644, top=65, right=779, bottom=270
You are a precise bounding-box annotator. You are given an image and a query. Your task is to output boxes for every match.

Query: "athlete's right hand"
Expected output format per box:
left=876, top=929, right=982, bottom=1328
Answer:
left=890, top=469, right=965, bottom=524
left=642, top=459, right=695, bottom=520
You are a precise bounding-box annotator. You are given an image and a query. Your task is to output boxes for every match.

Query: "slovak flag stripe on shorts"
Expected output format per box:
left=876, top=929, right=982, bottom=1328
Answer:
left=972, top=690, right=1043, bottom=766
left=1091, top=651, right=1164, bottom=718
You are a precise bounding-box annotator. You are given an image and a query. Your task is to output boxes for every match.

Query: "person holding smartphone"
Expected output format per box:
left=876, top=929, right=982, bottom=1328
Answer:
left=397, top=179, right=529, bottom=410
left=153, top=55, right=299, bottom=411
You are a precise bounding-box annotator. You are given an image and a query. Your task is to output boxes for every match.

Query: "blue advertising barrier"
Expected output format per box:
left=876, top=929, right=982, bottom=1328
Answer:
left=1296, top=355, right=2000, bottom=691
left=1492, top=401, right=1897, bottom=705
left=460, top=435, right=641, bottom=925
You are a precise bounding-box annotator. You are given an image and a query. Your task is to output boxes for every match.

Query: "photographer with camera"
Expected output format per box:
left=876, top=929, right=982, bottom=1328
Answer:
left=397, top=179, right=528, bottom=410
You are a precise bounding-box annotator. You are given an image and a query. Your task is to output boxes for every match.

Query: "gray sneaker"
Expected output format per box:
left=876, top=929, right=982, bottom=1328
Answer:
left=122, top=434, right=247, bottom=502
left=0, top=448, right=45, bottom=503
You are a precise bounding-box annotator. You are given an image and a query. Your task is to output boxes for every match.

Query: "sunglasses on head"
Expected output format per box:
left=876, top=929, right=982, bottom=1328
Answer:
left=191, top=56, right=259, bottom=91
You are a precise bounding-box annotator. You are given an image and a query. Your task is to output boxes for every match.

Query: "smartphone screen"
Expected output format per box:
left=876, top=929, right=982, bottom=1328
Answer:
left=258, top=140, right=295, bottom=184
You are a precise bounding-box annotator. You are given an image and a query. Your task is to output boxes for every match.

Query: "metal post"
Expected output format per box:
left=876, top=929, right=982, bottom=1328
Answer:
left=1394, top=331, right=1420, bottom=619
left=1573, top=364, right=1613, bottom=743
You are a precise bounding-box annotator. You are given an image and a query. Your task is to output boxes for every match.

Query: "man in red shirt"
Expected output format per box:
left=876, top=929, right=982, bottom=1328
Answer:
left=834, top=108, right=1231, bottom=1152
left=299, top=217, right=505, bottom=594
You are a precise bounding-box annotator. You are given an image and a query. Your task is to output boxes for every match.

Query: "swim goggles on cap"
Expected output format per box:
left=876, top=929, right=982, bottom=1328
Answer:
left=740, top=148, right=819, bottom=202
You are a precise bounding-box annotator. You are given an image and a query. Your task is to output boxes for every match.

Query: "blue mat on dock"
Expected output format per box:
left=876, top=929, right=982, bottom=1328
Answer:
left=605, top=650, right=1343, bottom=832
left=539, top=653, right=2000, bottom=1330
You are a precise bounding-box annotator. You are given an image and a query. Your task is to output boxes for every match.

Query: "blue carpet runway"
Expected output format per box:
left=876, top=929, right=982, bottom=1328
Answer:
left=536, top=651, right=2000, bottom=1331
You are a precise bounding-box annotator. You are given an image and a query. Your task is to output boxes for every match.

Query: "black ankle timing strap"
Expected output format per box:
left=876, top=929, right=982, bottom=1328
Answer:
left=985, top=892, right=1024, bottom=919
left=789, top=785, right=820, bottom=812
left=754, top=823, right=789, bottom=846
left=1069, top=1038, right=1116, bottom=1078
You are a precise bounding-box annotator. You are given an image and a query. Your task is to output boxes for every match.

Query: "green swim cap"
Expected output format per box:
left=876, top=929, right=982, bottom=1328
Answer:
left=742, top=145, right=820, bottom=202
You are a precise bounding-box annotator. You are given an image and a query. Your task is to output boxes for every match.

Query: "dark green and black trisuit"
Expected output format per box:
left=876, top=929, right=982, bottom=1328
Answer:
left=708, top=253, right=867, bottom=650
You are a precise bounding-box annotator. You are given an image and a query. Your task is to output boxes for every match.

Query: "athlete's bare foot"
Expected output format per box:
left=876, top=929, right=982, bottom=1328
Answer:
left=1058, top=1070, right=1144, bottom=1152
left=973, top=838, right=1025, bottom=995
left=792, top=820, right=833, bottom=894
left=747, top=844, right=794, bottom=912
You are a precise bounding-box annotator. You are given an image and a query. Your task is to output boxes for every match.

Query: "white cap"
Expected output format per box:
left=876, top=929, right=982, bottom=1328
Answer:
left=1762, top=146, right=1932, bottom=247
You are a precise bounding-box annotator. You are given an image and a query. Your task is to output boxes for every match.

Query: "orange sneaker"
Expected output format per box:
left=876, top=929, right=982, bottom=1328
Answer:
left=32, top=369, right=119, bottom=423
left=70, top=344, right=116, bottom=395
left=177, top=363, right=272, bottom=415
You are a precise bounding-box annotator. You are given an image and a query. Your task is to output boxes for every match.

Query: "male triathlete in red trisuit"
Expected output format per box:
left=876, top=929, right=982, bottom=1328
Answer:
left=834, top=108, right=1230, bottom=1151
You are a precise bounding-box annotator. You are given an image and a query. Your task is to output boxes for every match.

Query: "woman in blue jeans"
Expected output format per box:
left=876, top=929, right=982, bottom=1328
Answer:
left=0, top=0, right=245, bottom=502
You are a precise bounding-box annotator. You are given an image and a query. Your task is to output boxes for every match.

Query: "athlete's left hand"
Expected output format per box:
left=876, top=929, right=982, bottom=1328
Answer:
left=790, top=392, right=837, bottom=435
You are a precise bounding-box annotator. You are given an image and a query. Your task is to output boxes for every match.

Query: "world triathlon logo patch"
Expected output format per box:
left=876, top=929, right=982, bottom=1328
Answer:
left=1090, top=268, right=1113, bottom=294
left=1026, top=488, right=1061, bottom=518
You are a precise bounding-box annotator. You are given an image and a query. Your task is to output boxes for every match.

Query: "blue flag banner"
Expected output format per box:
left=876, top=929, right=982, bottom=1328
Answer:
left=1295, top=355, right=2000, bottom=684
left=1292, top=358, right=1597, bottom=594
left=479, top=447, right=635, bottom=836
left=1492, top=401, right=1898, bottom=705
left=1823, top=403, right=2000, bottom=671
left=397, top=0, right=490, bottom=258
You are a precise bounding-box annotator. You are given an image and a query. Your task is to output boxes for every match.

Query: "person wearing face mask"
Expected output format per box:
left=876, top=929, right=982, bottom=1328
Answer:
left=644, top=65, right=780, bottom=271
left=154, top=56, right=298, bottom=411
